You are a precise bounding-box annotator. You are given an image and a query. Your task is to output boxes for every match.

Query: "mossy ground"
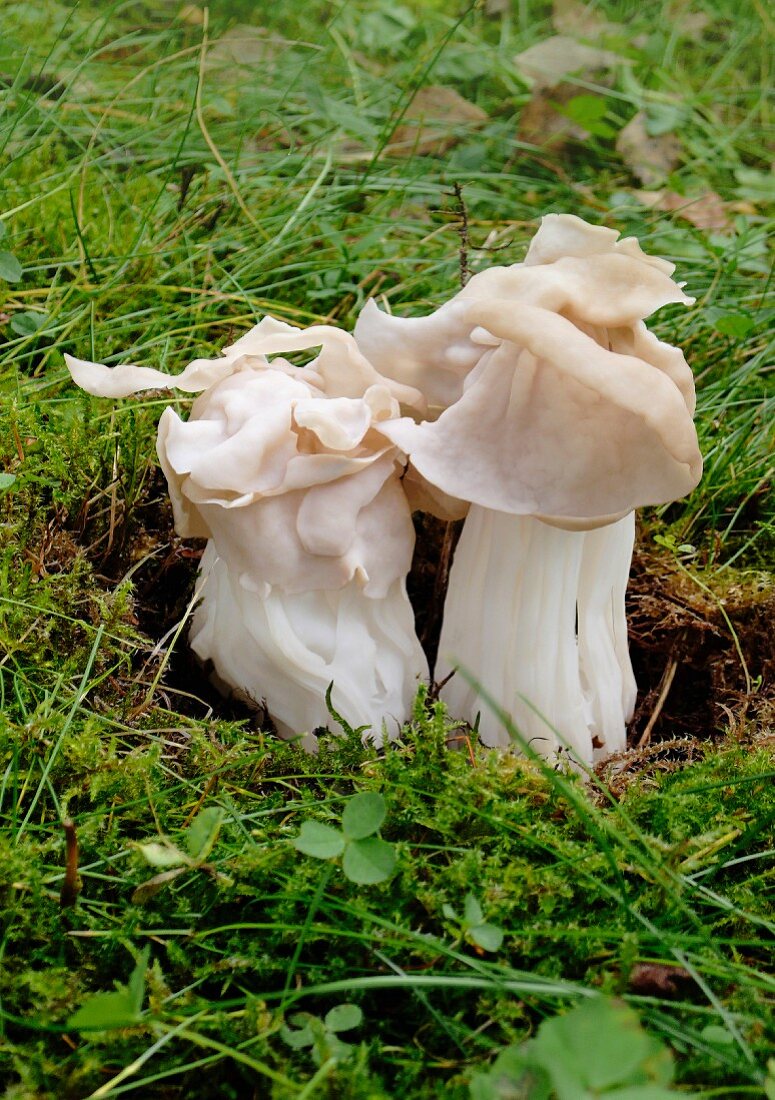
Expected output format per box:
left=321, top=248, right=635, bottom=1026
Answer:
left=0, top=1, right=772, bottom=1096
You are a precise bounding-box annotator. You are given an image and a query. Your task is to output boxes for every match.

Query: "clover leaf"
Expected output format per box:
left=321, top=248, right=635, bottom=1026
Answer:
left=0, top=251, right=22, bottom=282
left=444, top=893, right=504, bottom=954
left=282, top=1003, right=363, bottom=1067
left=292, top=791, right=396, bottom=884
left=293, top=820, right=346, bottom=859
left=469, top=997, right=683, bottom=1099
left=342, top=836, right=396, bottom=884
left=342, top=791, right=387, bottom=839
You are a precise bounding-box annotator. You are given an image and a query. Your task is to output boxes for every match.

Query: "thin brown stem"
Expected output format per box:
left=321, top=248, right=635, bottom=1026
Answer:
left=452, top=182, right=470, bottom=287
left=60, top=819, right=80, bottom=907
left=637, top=657, right=678, bottom=748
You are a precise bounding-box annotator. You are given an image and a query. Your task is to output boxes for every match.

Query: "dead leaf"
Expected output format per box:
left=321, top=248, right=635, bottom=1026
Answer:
left=552, top=0, right=622, bottom=38
left=131, top=866, right=189, bottom=905
left=667, top=1, right=712, bottom=36
left=207, top=25, right=286, bottom=72
left=387, top=86, right=488, bottom=157
left=629, top=962, right=694, bottom=998
left=518, top=81, right=597, bottom=149
left=632, top=189, right=732, bottom=231
left=178, top=4, right=204, bottom=25
left=514, top=35, right=627, bottom=88
left=616, top=111, right=682, bottom=186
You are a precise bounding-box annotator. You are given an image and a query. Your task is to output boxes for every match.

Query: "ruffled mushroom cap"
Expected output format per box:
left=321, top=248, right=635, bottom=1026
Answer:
left=66, top=318, right=417, bottom=597
left=358, top=213, right=702, bottom=525
left=160, top=373, right=414, bottom=598
left=67, top=314, right=425, bottom=408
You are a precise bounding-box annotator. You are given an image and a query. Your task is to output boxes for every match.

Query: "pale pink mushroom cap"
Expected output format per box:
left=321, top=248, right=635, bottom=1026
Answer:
left=66, top=317, right=416, bottom=597
left=357, top=213, right=702, bottom=525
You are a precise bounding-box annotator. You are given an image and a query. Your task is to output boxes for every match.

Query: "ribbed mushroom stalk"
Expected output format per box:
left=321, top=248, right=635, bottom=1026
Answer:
left=436, top=510, right=637, bottom=759
left=576, top=512, right=638, bottom=755
left=361, top=214, right=703, bottom=764
left=66, top=316, right=428, bottom=747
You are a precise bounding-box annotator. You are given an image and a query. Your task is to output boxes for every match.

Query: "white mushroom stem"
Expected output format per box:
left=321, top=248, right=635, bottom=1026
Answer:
left=191, top=543, right=427, bottom=750
left=436, top=508, right=637, bottom=765
left=576, top=511, right=637, bottom=760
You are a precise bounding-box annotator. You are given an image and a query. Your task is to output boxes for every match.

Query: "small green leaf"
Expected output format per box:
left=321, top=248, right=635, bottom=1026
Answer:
left=67, top=989, right=143, bottom=1031
left=0, top=251, right=22, bottom=282
left=553, top=94, right=615, bottom=138
left=325, top=1003, right=363, bottom=1033
left=293, top=820, right=345, bottom=859
left=127, top=947, right=150, bottom=1014
left=342, top=836, right=396, bottom=884
left=699, top=1024, right=735, bottom=1046
left=442, top=902, right=458, bottom=921
left=324, top=1034, right=354, bottom=1062
left=135, top=841, right=188, bottom=868
left=10, top=311, right=46, bottom=336
left=565, top=94, right=607, bottom=124
left=186, top=806, right=224, bottom=861
left=469, top=923, right=504, bottom=953
left=341, top=791, right=386, bottom=840
left=463, top=894, right=484, bottom=927
left=713, top=314, right=754, bottom=339
left=281, top=1016, right=315, bottom=1049
left=67, top=948, right=148, bottom=1031
left=0, top=473, right=17, bottom=492
left=0, top=221, right=6, bottom=241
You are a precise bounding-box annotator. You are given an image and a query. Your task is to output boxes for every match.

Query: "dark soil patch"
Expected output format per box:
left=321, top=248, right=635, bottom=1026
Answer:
left=70, top=469, right=261, bottom=725
left=627, top=548, right=775, bottom=744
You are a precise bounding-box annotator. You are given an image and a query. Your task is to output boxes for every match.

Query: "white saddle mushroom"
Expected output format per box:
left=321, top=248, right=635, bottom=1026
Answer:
left=67, top=317, right=429, bottom=747
left=359, top=214, right=702, bottom=764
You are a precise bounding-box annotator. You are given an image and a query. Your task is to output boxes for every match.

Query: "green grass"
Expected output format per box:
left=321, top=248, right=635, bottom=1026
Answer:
left=0, top=0, right=773, bottom=1096
left=1, top=697, right=774, bottom=1097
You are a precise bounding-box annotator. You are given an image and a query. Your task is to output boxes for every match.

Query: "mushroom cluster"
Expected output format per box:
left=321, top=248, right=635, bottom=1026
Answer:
left=67, top=214, right=701, bottom=764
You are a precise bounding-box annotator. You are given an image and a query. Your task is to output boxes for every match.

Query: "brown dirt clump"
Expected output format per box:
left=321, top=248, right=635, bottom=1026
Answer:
left=627, top=547, right=775, bottom=745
